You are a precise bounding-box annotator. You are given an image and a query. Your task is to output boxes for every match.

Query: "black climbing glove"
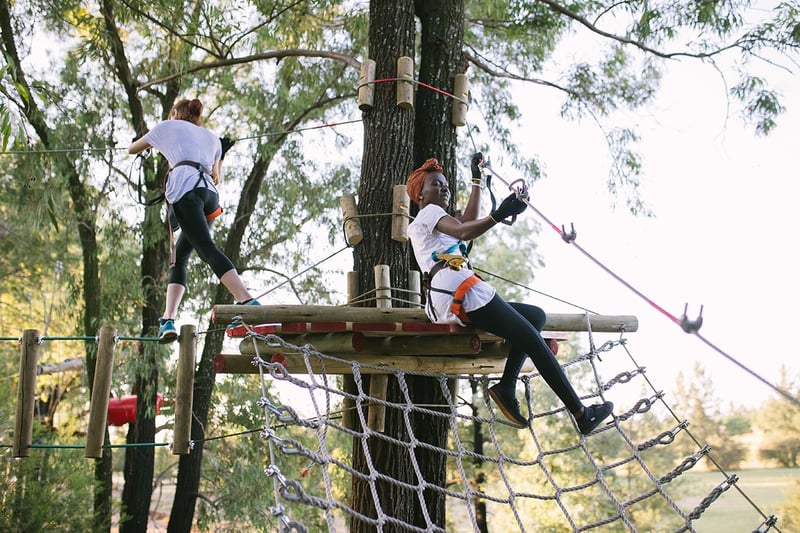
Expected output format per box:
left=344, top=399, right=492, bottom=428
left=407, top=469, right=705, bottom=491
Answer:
left=470, top=152, right=483, bottom=181
left=220, top=136, right=236, bottom=160
left=490, top=192, right=527, bottom=223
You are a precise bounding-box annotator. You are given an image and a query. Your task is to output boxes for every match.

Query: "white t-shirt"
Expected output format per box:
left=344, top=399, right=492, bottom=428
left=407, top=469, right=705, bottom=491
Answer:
left=408, top=204, right=496, bottom=325
left=143, top=120, right=221, bottom=204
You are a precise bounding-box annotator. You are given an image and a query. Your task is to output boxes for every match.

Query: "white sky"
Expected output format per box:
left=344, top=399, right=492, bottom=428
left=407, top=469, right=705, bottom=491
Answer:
left=500, top=52, right=800, bottom=409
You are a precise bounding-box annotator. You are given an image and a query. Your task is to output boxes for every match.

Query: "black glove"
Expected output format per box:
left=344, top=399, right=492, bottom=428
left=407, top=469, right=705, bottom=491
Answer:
left=490, top=192, right=527, bottom=223
left=470, top=152, right=483, bottom=181
left=220, top=136, right=236, bottom=159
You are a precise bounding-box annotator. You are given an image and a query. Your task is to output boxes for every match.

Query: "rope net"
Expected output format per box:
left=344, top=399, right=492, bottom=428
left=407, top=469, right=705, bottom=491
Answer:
left=232, top=322, right=780, bottom=533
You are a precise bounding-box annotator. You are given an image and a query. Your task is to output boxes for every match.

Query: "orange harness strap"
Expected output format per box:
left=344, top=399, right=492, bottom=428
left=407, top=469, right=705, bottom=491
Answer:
left=450, top=274, right=482, bottom=323
left=206, top=205, right=223, bottom=222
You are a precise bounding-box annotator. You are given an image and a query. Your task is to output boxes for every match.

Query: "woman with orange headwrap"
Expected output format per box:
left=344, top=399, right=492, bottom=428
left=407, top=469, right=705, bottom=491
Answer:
left=407, top=153, right=613, bottom=435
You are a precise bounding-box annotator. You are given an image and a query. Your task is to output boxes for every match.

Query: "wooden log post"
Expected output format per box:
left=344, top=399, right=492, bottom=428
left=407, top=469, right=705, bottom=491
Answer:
left=357, top=58, right=376, bottom=110
left=342, top=272, right=359, bottom=430
left=451, top=73, right=469, bottom=127
left=38, top=358, right=84, bottom=375
left=391, top=184, right=409, bottom=242
left=408, top=271, right=421, bottom=306
left=173, top=324, right=196, bottom=455
left=13, top=329, right=40, bottom=458
left=85, top=326, right=117, bottom=459
left=368, top=265, right=391, bottom=432
left=396, top=56, right=414, bottom=109
left=340, top=194, right=364, bottom=246
left=212, top=305, right=639, bottom=333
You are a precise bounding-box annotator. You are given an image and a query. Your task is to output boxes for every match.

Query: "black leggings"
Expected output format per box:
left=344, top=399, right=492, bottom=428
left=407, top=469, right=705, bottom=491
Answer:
left=168, top=187, right=235, bottom=287
left=466, top=294, right=583, bottom=413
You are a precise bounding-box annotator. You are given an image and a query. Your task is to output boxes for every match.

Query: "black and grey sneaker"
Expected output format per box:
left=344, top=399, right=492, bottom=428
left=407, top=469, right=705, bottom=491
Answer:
left=576, top=401, right=614, bottom=435
left=489, top=384, right=528, bottom=428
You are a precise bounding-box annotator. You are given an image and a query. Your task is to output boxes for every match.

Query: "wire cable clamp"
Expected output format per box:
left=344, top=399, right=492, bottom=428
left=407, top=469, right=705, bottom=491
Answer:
left=680, top=303, right=704, bottom=333
left=560, top=223, right=577, bottom=243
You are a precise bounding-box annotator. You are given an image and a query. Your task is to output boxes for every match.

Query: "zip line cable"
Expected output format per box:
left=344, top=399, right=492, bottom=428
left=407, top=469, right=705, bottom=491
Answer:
left=0, top=118, right=363, bottom=157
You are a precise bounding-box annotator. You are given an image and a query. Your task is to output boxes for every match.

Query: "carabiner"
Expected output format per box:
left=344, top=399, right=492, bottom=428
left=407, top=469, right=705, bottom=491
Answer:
left=509, top=179, right=529, bottom=202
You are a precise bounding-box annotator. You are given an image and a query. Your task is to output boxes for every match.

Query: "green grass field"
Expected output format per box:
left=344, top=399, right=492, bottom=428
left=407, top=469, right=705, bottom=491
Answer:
left=676, top=468, right=799, bottom=532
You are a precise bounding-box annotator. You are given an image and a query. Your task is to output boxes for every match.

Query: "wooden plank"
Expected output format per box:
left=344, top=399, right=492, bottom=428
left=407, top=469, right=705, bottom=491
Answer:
left=238, top=332, right=484, bottom=356
left=214, top=353, right=534, bottom=376
left=212, top=304, right=638, bottom=333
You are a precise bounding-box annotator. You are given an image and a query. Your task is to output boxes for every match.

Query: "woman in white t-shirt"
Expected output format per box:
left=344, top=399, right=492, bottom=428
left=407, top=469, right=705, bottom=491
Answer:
left=406, top=155, right=613, bottom=435
left=128, top=98, right=258, bottom=343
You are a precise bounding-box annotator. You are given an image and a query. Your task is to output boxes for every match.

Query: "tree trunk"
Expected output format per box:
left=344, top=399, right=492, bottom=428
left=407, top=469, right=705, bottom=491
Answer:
left=349, top=2, right=466, bottom=530
left=348, top=1, right=464, bottom=531
left=414, top=0, right=464, bottom=189
left=120, top=343, right=159, bottom=533
left=169, top=147, right=276, bottom=530
left=121, top=126, right=170, bottom=533
left=168, top=290, right=228, bottom=533
left=413, top=2, right=465, bottom=523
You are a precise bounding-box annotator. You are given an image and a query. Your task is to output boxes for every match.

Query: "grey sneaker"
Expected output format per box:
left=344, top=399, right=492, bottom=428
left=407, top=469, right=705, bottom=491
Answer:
left=577, top=401, right=614, bottom=435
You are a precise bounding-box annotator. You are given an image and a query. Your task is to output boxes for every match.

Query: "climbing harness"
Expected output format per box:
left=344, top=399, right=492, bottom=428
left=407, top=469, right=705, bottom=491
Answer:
left=162, top=160, right=223, bottom=266
left=423, top=242, right=482, bottom=323
left=169, top=160, right=223, bottom=222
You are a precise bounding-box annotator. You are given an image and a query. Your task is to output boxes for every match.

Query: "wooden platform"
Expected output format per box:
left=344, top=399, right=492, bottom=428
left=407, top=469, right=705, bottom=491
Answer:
left=212, top=305, right=637, bottom=376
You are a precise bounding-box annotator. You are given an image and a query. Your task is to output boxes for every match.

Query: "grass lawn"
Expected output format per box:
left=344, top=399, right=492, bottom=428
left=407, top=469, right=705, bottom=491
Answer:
left=675, top=468, right=799, bottom=532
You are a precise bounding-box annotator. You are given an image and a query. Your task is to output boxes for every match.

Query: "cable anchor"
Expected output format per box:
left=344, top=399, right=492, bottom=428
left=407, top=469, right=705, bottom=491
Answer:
left=560, top=223, right=576, bottom=243
left=680, top=303, right=703, bottom=333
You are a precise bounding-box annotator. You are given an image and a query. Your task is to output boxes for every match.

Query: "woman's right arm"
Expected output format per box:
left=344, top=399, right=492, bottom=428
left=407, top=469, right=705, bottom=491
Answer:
left=435, top=212, right=497, bottom=241
left=128, top=137, right=151, bottom=155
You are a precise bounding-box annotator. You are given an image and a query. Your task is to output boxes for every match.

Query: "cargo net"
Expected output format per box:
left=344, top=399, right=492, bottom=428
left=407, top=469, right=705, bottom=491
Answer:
left=236, top=325, right=780, bottom=533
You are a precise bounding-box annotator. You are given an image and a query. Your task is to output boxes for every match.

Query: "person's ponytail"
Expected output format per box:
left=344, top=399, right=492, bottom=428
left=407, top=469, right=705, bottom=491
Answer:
left=170, top=98, right=204, bottom=126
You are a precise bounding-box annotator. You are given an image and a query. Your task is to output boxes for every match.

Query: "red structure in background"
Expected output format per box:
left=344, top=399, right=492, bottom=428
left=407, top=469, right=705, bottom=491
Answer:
left=107, top=394, right=163, bottom=426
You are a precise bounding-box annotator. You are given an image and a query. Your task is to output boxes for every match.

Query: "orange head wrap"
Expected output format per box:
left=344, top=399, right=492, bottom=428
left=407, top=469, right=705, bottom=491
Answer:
left=406, top=158, right=444, bottom=205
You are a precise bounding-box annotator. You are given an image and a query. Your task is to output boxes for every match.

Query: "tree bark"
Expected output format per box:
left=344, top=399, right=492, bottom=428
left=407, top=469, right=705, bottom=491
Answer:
left=348, top=1, right=466, bottom=531
left=414, top=0, right=465, bottom=189
left=349, top=2, right=466, bottom=530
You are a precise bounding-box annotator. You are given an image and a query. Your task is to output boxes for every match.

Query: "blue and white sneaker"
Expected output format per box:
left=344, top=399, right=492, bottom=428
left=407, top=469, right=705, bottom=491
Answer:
left=158, top=318, right=178, bottom=344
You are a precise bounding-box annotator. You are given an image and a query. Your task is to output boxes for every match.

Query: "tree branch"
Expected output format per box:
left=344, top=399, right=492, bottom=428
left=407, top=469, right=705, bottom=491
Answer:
left=464, top=48, right=580, bottom=98
left=538, top=0, right=751, bottom=61
left=100, top=0, right=147, bottom=134
left=137, top=49, right=360, bottom=92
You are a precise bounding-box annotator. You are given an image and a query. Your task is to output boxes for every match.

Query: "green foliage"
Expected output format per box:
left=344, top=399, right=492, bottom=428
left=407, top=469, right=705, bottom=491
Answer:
left=0, top=344, right=94, bottom=532
left=190, top=374, right=350, bottom=531
left=672, top=363, right=749, bottom=470
left=732, top=75, right=785, bottom=135
left=779, top=479, right=800, bottom=531
left=755, top=367, right=800, bottom=468
left=0, top=446, right=95, bottom=531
